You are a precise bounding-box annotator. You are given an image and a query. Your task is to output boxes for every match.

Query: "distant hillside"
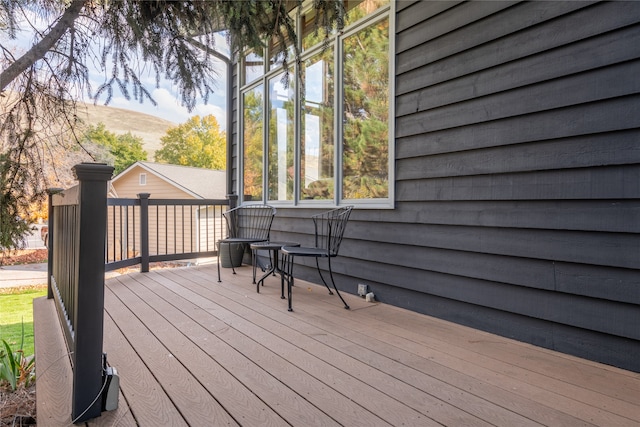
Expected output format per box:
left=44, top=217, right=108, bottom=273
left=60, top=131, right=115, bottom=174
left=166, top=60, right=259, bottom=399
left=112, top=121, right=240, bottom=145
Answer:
left=77, top=103, right=176, bottom=157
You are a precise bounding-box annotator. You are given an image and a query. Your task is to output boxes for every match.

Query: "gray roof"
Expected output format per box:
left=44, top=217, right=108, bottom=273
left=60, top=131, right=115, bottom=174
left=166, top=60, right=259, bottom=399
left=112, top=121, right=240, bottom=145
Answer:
left=114, top=161, right=227, bottom=199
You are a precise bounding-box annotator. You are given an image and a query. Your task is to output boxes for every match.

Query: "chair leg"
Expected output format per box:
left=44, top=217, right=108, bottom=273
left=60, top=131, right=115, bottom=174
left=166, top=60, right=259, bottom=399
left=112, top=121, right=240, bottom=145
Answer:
left=280, top=254, right=288, bottom=299
left=315, top=258, right=334, bottom=295
left=283, top=254, right=294, bottom=311
left=326, top=257, right=349, bottom=310
left=217, top=242, right=222, bottom=283
left=219, top=242, right=240, bottom=281
left=287, top=272, right=294, bottom=312
left=270, top=251, right=276, bottom=277
left=230, top=243, right=237, bottom=275
left=252, top=248, right=257, bottom=284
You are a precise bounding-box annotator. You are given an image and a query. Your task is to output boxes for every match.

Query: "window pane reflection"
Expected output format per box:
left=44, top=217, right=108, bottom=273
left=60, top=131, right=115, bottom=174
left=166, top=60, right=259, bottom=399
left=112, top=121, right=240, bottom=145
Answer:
left=268, top=72, right=295, bottom=201
left=244, top=50, right=264, bottom=85
left=269, top=35, right=294, bottom=70
left=302, top=0, right=389, bottom=49
left=301, top=48, right=335, bottom=200
left=344, top=0, right=389, bottom=26
left=302, top=7, right=333, bottom=50
left=243, top=85, right=264, bottom=201
left=342, top=18, right=389, bottom=199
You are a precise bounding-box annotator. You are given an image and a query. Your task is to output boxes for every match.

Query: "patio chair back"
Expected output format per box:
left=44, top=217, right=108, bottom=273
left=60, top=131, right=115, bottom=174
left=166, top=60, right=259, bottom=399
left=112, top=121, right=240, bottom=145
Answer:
left=312, top=206, right=353, bottom=257
left=223, top=204, right=276, bottom=241
left=280, top=205, right=354, bottom=311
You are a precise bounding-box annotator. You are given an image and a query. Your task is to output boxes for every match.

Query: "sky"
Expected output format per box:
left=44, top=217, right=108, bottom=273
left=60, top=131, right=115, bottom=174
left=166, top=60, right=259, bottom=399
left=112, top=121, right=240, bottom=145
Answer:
left=105, top=82, right=227, bottom=127
left=3, top=10, right=229, bottom=128
left=86, top=31, right=230, bottom=127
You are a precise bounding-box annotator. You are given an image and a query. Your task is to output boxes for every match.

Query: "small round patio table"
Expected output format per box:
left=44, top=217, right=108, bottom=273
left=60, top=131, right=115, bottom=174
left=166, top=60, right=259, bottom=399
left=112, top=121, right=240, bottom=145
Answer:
left=250, top=241, right=300, bottom=295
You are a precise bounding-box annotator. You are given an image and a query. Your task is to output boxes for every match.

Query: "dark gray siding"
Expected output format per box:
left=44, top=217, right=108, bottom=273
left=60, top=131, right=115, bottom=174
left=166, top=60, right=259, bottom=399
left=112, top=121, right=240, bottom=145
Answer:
left=259, top=1, right=640, bottom=372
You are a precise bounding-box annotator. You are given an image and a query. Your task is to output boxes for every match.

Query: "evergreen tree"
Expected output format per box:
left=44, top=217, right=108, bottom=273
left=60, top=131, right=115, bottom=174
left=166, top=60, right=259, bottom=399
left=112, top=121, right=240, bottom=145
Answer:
left=0, top=154, right=31, bottom=251
left=0, top=0, right=344, bottom=243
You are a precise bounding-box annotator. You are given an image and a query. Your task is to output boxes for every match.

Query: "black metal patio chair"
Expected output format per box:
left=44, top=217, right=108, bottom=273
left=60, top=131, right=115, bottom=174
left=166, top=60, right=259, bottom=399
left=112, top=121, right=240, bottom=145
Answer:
left=280, top=206, right=354, bottom=311
left=217, top=204, right=276, bottom=283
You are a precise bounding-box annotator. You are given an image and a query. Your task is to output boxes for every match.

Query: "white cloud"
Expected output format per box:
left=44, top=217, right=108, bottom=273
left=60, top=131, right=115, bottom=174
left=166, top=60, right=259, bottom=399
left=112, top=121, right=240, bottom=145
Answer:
left=192, top=103, right=227, bottom=129
left=111, top=88, right=227, bottom=128
left=97, top=82, right=227, bottom=129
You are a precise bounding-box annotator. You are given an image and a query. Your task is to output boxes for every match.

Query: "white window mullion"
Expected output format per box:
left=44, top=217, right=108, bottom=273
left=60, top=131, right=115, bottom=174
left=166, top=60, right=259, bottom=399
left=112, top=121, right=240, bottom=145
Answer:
left=262, top=76, right=269, bottom=203
left=334, top=35, right=343, bottom=206
left=294, top=59, right=302, bottom=205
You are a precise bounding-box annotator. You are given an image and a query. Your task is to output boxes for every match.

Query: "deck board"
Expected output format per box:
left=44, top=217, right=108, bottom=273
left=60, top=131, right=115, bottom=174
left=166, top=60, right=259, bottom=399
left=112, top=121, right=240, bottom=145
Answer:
left=199, top=274, right=544, bottom=426
left=356, top=304, right=640, bottom=425
left=34, top=264, right=640, bottom=426
left=125, top=271, right=343, bottom=427
left=180, top=268, right=495, bottom=426
left=186, top=269, right=590, bottom=426
left=174, top=270, right=438, bottom=427
left=98, top=314, right=158, bottom=427
left=142, top=268, right=396, bottom=426
left=105, top=283, right=239, bottom=426
left=34, top=298, right=138, bottom=427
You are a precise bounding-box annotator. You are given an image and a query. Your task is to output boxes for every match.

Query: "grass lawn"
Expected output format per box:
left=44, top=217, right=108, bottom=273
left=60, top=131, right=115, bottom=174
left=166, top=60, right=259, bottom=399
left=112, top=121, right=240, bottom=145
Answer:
left=0, top=286, right=47, bottom=356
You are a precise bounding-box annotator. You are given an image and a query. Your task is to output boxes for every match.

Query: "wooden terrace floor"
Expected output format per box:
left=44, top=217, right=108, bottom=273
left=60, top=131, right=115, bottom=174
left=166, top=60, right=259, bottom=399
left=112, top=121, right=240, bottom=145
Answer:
left=35, top=264, right=640, bottom=426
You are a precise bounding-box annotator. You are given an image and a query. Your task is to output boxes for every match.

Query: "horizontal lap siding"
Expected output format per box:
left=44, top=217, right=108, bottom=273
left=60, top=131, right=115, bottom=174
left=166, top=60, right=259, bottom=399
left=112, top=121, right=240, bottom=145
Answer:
left=266, top=1, right=640, bottom=372
left=390, top=0, right=640, bottom=371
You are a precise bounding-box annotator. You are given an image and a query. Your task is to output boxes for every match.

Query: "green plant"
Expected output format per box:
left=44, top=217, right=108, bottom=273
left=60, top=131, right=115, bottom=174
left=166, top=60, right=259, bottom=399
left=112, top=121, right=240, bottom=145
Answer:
left=0, top=287, right=46, bottom=356
left=0, top=334, right=35, bottom=391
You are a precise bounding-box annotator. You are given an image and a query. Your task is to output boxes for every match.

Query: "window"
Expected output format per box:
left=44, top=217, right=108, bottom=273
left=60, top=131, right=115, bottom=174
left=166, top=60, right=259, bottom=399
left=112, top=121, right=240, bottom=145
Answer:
left=243, top=85, right=264, bottom=201
left=139, top=173, right=146, bottom=185
left=268, top=71, right=295, bottom=201
left=243, top=50, right=264, bottom=86
left=239, top=0, right=393, bottom=207
left=301, top=48, right=334, bottom=200
left=342, top=18, right=390, bottom=199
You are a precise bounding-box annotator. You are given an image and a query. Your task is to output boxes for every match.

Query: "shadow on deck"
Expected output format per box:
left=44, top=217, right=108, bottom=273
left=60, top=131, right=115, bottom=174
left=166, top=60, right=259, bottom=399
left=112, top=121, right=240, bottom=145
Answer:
left=34, top=264, right=640, bottom=426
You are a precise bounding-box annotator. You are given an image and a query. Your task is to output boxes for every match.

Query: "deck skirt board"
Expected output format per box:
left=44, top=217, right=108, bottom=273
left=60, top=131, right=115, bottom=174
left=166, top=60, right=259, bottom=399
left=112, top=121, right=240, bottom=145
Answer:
left=34, top=265, right=640, bottom=426
left=33, top=297, right=73, bottom=426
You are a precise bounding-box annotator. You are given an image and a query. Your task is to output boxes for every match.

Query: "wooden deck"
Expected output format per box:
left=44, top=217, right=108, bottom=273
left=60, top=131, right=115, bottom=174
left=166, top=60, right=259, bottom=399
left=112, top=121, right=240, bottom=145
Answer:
left=35, top=263, right=640, bottom=426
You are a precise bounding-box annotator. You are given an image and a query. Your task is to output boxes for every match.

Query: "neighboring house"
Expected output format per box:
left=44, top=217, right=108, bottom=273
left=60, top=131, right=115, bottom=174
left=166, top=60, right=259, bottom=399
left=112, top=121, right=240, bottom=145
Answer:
left=109, top=161, right=226, bottom=259
left=227, top=2, right=640, bottom=372
left=110, top=161, right=227, bottom=200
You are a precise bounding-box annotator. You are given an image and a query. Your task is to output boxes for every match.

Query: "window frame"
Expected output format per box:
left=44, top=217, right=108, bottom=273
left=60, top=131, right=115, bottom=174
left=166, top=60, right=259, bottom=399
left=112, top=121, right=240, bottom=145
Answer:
left=237, top=0, right=394, bottom=209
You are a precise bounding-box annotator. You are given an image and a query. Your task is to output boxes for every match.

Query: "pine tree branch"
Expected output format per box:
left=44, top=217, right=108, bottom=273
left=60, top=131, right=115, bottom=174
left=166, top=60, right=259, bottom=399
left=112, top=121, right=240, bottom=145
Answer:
left=0, top=0, right=86, bottom=93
